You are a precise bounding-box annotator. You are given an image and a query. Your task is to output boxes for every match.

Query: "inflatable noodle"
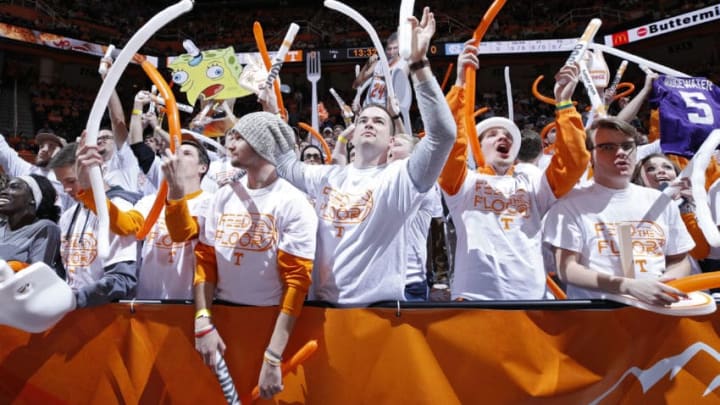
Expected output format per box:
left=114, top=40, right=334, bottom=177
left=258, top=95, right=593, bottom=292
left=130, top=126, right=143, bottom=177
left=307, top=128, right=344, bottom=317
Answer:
left=299, top=122, right=332, bottom=164
left=83, top=0, right=193, bottom=258
left=253, top=22, right=288, bottom=120
left=667, top=272, right=720, bottom=293
left=136, top=61, right=181, bottom=239
left=440, top=62, right=454, bottom=92
left=465, top=0, right=507, bottom=169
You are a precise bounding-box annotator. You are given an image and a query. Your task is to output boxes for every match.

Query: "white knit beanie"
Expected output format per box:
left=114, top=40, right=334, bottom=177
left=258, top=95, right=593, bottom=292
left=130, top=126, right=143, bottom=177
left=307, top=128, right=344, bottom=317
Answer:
left=231, top=112, right=293, bottom=165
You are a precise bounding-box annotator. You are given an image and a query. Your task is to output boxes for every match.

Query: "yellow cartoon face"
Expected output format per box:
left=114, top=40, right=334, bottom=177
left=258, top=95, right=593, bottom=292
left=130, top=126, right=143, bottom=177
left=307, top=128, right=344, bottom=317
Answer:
left=169, top=46, right=251, bottom=106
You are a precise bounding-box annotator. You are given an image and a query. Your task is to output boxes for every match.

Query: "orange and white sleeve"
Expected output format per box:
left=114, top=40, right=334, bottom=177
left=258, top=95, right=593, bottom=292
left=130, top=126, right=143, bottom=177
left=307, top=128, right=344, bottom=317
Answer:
left=276, top=250, right=313, bottom=317
left=193, top=241, right=218, bottom=286
left=544, top=107, right=591, bottom=198
left=438, top=85, right=469, bottom=196
left=77, top=189, right=144, bottom=236
left=165, top=197, right=200, bottom=242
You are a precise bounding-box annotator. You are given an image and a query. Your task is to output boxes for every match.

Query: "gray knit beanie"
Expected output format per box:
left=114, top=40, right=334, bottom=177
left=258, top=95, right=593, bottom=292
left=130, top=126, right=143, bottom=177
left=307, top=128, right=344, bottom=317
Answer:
left=231, top=111, right=294, bottom=165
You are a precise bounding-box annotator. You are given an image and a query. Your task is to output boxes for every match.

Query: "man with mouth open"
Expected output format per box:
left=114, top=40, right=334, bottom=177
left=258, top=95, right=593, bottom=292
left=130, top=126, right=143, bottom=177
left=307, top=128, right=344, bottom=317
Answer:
left=438, top=42, right=590, bottom=300
left=544, top=117, right=693, bottom=305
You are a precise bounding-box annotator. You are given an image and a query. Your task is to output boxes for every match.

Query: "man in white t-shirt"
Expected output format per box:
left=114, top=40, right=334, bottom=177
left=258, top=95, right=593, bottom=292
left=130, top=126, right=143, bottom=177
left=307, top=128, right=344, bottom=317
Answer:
left=48, top=142, right=139, bottom=308
left=74, top=133, right=212, bottom=300
left=0, top=130, right=73, bottom=211
left=275, top=8, right=456, bottom=305
left=439, top=43, right=590, bottom=301
left=543, top=116, right=693, bottom=304
left=187, top=112, right=318, bottom=400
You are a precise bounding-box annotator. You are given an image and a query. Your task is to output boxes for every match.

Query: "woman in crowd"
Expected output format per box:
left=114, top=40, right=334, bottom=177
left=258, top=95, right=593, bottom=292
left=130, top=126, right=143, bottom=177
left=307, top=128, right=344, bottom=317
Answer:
left=300, top=144, right=325, bottom=165
left=0, top=174, right=63, bottom=275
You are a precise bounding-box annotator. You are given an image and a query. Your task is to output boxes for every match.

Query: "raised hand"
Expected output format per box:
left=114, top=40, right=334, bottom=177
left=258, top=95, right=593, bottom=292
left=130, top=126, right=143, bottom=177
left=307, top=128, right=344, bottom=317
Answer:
left=75, top=131, right=104, bottom=191
left=161, top=148, right=186, bottom=200
left=554, top=63, right=581, bottom=102
left=455, top=40, right=479, bottom=87
left=407, top=7, right=436, bottom=63
left=622, top=277, right=687, bottom=305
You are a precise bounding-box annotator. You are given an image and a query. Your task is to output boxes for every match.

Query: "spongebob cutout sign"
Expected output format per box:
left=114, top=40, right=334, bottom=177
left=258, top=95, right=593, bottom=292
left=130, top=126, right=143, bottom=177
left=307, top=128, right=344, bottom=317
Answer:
left=168, top=46, right=251, bottom=106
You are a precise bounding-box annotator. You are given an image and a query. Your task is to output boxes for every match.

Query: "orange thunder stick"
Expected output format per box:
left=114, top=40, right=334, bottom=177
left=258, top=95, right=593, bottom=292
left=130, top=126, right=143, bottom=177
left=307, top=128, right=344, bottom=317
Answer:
left=546, top=274, right=567, bottom=300
left=666, top=272, right=720, bottom=293
left=440, top=62, right=454, bottom=92
left=464, top=0, right=507, bottom=169
left=137, top=60, right=180, bottom=239
left=299, top=122, right=333, bottom=163
left=241, top=340, right=319, bottom=404
left=253, top=22, right=287, bottom=119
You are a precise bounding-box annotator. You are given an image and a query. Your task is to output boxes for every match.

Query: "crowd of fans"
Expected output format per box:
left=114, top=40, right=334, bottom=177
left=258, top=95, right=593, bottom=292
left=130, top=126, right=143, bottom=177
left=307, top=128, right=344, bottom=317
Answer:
left=0, top=2, right=718, bottom=397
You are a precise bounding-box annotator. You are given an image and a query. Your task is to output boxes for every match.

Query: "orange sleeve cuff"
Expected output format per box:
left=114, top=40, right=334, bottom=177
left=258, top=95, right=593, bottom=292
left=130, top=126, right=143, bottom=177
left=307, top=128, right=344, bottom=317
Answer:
left=681, top=212, right=710, bottom=260
left=77, top=189, right=144, bottom=236
left=545, top=108, right=591, bottom=198
left=8, top=261, right=29, bottom=272
left=438, top=85, right=469, bottom=196
left=194, top=241, right=218, bottom=286
left=277, top=250, right=313, bottom=317
left=165, top=197, right=200, bottom=242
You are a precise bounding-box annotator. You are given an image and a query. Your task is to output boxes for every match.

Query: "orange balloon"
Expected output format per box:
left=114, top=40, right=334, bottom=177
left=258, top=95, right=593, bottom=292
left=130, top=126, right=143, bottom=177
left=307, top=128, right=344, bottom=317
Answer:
left=464, top=0, right=507, bottom=170
left=440, top=62, right=454, bottom=92
left=299, top=122, right=332, bottom=164
left=611, top=82, right=635, bottom=102
left=253, top=22, right=287, bottom=120
left=137, top=61, right=180, bottom=240
left=546, top=274, right=567, bottom=300
left=532, top=75, right=556, bottom=105
left=666, top=272, right=720, bottom=293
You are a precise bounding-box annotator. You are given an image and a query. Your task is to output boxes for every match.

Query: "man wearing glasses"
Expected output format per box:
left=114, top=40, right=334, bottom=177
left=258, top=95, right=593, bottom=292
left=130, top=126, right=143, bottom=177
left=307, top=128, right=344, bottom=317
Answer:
left=543, top=117, right=693, bottom=305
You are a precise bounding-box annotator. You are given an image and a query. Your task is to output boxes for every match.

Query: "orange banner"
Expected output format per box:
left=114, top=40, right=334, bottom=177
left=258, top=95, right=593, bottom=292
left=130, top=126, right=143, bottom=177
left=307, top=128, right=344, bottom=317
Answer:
left=1, top=303, right=720, bottom=404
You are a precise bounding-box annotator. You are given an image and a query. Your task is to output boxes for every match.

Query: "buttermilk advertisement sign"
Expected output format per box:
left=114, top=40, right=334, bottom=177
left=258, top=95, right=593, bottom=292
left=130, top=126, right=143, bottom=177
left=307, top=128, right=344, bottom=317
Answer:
left=604, top=4, right=720, bottom=47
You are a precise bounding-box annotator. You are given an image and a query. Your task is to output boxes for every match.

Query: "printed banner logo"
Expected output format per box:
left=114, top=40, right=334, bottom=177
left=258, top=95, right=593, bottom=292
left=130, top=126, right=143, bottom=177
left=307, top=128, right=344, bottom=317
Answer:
left=612, top=31, right=630, bottom=46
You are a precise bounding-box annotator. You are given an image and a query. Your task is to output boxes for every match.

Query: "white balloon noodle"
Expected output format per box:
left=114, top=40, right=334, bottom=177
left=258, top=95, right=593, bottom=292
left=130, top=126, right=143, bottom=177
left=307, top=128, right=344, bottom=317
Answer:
left=398, top=0, right=415, bottom=60
left=84, top=0, right=193, bottom=259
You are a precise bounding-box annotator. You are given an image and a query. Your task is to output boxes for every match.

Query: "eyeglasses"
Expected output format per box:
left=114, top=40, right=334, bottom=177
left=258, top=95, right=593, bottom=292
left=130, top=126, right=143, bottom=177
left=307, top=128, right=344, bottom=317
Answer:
left=303, top=153, right=322, bottom=160
left=97, top=135, right=114, bottom=143
left=593, top=142, right=636, bottom=153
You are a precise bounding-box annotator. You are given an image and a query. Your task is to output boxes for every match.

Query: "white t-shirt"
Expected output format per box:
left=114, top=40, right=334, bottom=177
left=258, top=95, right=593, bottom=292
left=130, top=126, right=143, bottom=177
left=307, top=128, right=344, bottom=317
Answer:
left=299, top=160, right=424, bottom=304
left=201, top=157, right=243, bottom=193
left=543, top=182, right=695, bottom=299
left=405, top=184, right=443, bottom=286
left=59, top=198, right=138, bottom=290
left=104, top=143, right=147, bottom=194
left=198, top=177, right=316, bottom=306
left=444, top=169, right=556, bottom=300
left=135, top=191, right=214, bottom=300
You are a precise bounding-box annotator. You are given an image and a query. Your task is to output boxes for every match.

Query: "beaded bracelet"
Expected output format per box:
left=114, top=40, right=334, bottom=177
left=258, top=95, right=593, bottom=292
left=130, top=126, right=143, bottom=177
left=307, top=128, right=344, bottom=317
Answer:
left=263, top=351, right=282, bottom=367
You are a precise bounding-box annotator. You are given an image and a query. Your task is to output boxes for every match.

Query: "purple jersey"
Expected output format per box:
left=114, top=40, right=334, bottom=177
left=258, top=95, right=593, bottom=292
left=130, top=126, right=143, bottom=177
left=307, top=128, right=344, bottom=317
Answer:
left=650, top=75, right=720, bottom=158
